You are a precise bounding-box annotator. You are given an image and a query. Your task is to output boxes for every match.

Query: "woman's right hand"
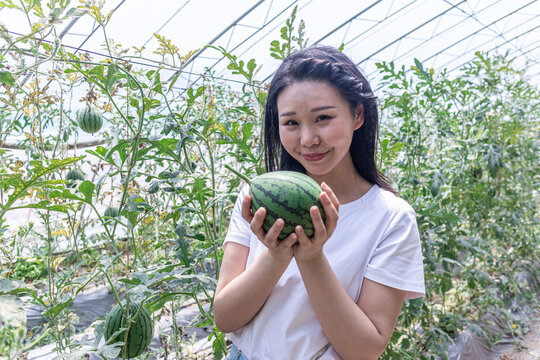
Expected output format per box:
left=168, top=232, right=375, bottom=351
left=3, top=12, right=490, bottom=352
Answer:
left=242, top=194, right=297, bottom=261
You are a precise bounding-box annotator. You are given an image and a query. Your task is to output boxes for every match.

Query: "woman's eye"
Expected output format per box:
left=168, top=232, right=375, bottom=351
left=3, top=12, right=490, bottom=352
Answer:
left=316, top=115, right=330, bottom=122
left=284, top=120, right=298, bottom=126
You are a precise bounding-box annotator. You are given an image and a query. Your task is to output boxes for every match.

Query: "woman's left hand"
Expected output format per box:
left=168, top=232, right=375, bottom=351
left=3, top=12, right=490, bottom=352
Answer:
left=294, top=182, right=339, bottom=263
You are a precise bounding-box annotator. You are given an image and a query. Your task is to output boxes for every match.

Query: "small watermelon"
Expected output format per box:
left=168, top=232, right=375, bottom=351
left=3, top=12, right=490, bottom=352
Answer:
left=77, top=105, right=103, bottom=133
left=249, top=171, right=325, bottom=240
left=66, top=168, right=85, bottom=188
left=104, top=206, right=120, bottom=218
left=104, top=302, right=153, bottom=359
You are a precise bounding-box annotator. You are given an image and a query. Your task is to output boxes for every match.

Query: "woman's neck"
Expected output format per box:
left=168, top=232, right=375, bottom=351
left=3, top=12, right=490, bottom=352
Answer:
left=310, top=170, right=373, bottom=205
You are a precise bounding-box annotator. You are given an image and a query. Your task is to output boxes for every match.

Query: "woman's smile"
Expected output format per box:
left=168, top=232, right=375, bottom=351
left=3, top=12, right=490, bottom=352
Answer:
left=303, top=150, right=330, bottom=162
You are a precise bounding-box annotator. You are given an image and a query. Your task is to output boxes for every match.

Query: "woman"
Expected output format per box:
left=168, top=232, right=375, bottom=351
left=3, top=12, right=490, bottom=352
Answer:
left=214, top=45, right=425, bottom=360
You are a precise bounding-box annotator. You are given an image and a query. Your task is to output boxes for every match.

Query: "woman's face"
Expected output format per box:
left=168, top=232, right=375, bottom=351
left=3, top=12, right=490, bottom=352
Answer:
left=277, top=80, right=363, bottom=178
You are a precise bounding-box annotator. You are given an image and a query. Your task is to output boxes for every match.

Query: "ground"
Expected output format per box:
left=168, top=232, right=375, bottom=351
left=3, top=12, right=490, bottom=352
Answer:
left=501, top=310, right=540, bottom=360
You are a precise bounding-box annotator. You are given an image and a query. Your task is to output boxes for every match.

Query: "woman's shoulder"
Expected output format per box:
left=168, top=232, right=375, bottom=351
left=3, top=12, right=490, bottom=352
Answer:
left=370, top=185, right=416, bottom=216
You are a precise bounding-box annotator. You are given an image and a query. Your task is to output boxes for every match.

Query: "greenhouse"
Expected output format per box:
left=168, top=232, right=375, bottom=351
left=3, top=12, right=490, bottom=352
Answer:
left=0, top=0, right=539, bottom=359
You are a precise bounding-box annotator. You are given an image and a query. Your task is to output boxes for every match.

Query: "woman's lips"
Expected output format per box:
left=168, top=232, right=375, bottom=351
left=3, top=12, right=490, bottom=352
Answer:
left=303, top=151, right=327, bottom=162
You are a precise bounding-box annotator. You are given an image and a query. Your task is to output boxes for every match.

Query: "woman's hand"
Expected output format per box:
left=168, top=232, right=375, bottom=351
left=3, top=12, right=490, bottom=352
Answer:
left=242, top=194, right=297, bottom=262
left=294, top=182, right=340, bottom=263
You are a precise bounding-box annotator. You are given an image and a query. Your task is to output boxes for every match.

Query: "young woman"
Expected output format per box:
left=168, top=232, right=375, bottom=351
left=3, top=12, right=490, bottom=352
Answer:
left=214, top=45, right=425, bottom=360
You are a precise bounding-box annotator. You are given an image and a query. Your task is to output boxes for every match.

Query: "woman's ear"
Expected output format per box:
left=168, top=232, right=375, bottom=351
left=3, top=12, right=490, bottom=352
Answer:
left=353, top=103, right=364, bottom=130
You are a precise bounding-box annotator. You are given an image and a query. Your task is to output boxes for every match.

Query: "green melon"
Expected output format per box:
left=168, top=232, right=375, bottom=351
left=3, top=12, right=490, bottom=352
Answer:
left=77, top=105, right=103, bottom=133
left=104, top=302, right=153, bottom=359
left=104, top=206, right=120, bottom=218
left=66, top=168, right=85, bottom=188
left=249, top=171, right=325, bottom=240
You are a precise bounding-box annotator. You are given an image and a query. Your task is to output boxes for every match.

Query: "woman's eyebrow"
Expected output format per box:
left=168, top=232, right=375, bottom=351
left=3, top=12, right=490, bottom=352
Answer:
left=311, top=105, right=336, bottom=112
left=280, top=105, right=336, bottom=117
left=280, top=111, right=296, bottom=117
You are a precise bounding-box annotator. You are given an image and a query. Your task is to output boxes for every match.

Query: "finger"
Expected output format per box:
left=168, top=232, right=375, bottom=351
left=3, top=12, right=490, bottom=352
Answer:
left=241, top=194, right=254, bottom=223
left=321, top=182, right=339, bottom=211
left=309, top=205, right=327, bottom=240
left=281, top=231, right=298, bottom=247
left=318, top=193, right=339, bottom=237
left=249, top=207, right=267, bottom=239
left=294, top=225, right=311, bottom=246
left=265, top=218, right=286, bottom=246
left=320, top=192, right=338, bottom=222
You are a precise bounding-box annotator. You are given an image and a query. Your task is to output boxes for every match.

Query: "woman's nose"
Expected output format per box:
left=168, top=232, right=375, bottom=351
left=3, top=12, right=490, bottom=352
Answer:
left=300, top=128, right=320, bottom=147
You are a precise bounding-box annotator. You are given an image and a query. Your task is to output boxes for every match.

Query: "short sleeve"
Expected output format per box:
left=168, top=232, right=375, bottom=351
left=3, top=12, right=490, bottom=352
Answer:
left=364, top=207, right=425, bottom=299
left=223, top=185, right=252, bottom=248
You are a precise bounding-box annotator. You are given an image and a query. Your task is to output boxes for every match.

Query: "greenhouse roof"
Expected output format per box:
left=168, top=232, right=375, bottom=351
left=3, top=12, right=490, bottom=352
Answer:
left=2, top=0, right=539, bottom=92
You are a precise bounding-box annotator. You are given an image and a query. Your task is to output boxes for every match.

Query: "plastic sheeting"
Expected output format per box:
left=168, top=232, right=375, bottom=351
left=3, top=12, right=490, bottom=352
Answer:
left=22, top=274, right=538, bottom=359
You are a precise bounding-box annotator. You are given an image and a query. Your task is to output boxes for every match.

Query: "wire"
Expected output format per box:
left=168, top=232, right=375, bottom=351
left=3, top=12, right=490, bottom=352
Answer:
left=4, top=30, right=261, bottom=89
left=142, top=0, right=191, bottom=48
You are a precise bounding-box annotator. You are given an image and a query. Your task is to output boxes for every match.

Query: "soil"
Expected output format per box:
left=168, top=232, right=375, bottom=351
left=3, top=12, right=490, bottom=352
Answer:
left=501, top=310, right=540, bottom=360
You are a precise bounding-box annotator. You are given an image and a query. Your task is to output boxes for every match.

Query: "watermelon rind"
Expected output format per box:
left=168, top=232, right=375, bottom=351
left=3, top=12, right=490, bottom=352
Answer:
left=249, top=171, right=325, bottom=240
left=77, top=105, right=103, bottom=134
left=104, top=302, right=153, bottom=359
left=104, top=206, right=120, bottom=218
left=66, top=168, right=85, bottom=188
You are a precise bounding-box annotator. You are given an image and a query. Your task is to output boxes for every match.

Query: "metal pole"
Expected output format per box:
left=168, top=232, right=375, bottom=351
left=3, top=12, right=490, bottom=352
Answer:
left=166, top=0, right=266, bottom=82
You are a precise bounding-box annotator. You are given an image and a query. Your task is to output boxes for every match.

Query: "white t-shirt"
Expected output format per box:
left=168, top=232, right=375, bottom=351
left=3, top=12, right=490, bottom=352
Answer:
left=223, top=184, right=425, bottom=360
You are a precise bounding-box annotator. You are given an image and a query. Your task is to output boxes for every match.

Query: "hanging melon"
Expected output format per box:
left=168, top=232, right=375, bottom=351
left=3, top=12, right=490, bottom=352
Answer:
left=77, top=105, right=103, bottom=133
left=66, top=168, right=85, bottom=188
left=104, top=206, right=120, bottom=218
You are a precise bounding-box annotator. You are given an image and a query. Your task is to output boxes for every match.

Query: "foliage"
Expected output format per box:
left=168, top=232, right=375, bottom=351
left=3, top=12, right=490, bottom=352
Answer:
left=0, top=1, right=538, bottom=360
left=377, top=53, right=539, bottom=358
left=11, top=257, right=49, bottom=280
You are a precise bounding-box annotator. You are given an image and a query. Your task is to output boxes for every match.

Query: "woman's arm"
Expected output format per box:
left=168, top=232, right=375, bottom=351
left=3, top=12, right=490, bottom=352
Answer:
left=297, top=256, right=405, bottom=360
left=214, top=196, right=297, bottom=333
left=294, top=183, right=405, bottom=359
left=214, top=242, right=292, bottom=333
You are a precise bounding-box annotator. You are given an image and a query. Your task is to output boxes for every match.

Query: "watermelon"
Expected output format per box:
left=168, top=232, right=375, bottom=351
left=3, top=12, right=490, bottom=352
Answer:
left=66, top=168, right=85, bottom=188
left=104, top=302, right=153, bottom=359
left=249, top=171, right=325, bottom=240
left=77, top=105, right=103, bottom=133
left=104, top=206, right=120, bottom=218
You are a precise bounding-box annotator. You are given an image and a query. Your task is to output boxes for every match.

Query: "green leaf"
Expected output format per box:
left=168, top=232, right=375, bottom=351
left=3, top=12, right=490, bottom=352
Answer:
left=78, top=180, right=95, bottom=203
left=151, top=71, right=163, bottom=95
left=87, top=64, right=104, bottom=77
left=174, top=223, right=186, bottom=239
left=49, top=189, right=85, bottom=202
left=0, top=1, right=19, bottom=9
left=63, top=7, right=87, bottom=19
left=2, top=157, right=83, bottom=215
left=414, top=58, right=424, bottom=73
left=128, top=194, right=151, bottom=212
left=42, top=297, right=73, bottom=319
left=22, top=201, right=68, bottom=213
left=0, top=71, right=15, bottom=86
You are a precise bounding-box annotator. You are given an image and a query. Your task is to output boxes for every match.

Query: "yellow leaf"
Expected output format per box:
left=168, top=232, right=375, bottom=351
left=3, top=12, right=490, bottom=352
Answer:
left=51, top=229, right=68, bottom=237
left=51, top=257, right=64, bottom=271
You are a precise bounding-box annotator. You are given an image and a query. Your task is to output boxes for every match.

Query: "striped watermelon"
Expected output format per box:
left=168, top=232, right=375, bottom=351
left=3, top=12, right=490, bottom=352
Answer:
left=66, top=168, right=85, bottom=188
left=249, top=171, right=325, bottom=240
left=104, top=206, right=120, bottom=218
left=104, top=302, right=153, bottom=359
left=77, top=105, right=103, bottom=133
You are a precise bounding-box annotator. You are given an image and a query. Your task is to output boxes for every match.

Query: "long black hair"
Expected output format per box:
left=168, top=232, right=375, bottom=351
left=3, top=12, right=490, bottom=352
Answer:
left=263, top=45, right=394, bottom=193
